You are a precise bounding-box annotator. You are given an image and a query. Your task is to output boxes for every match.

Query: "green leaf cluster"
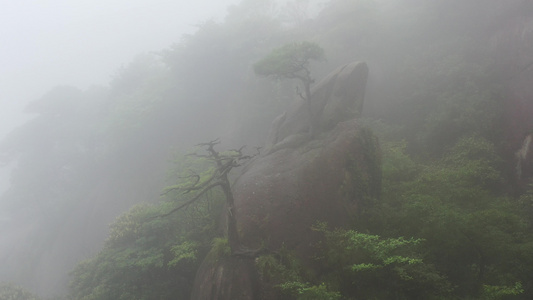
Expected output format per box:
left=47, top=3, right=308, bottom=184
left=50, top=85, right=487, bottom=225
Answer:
left=357, top=134, right=533, bottom=299
left=311, top=223, right=451, bottom=299
left=204, top=237, right=231, bottom=263
left=68, top=194, right=224, bottom=300
left=278, top=281, right=341, bottom=300
left=253, top=41, right=325, bottom=80
left=482, top=282, right=524, bottom=300
left=168, top=241, right=198, bottom=267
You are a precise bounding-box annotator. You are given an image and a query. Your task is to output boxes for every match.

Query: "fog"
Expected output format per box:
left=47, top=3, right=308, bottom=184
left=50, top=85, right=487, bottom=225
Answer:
left=0, top=0, right=238, bottom=296
left=1, top=0, right=533, bottom=299
left=0, top=0, right=240, bottom=205
left=0, top=0, right=239, bottom=141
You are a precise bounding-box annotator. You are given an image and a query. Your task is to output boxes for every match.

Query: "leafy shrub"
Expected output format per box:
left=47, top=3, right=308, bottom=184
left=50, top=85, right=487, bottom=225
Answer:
left=69, top=194, right=224, bottom=300
left=0, top=283, right=40, bottom=300
left=313, top=222, right=452, bottom=299
left=278, top=281, right=341, bottom=300
left=360, top=136, right=533, bottom=299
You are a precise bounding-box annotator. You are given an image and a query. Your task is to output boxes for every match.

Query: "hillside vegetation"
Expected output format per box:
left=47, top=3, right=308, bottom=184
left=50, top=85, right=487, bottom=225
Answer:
left=1, top=0, right=533, bottom=299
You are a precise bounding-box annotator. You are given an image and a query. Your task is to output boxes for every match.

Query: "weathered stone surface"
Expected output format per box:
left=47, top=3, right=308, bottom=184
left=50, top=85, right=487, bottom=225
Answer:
left=191, top=120, right=380, bottom=300
left=492, top=12, right=533, bottom=185
left=265, top=61, right=368, bottom=153
left=515, top=133, right=533, bottom=180
left=235, top=119, right=380, bottom=256
left=190, top=256, right=258, bottom=300
left=190, top=62, right=377, bottom=299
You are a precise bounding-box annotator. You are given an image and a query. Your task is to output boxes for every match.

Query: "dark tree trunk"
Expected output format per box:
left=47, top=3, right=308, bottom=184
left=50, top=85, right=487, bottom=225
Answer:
left=220, top=179, right=241, bottom=253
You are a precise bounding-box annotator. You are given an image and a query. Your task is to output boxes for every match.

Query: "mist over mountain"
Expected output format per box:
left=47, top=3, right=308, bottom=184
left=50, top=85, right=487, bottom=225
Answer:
left=1, top=0, right=533, bottom=299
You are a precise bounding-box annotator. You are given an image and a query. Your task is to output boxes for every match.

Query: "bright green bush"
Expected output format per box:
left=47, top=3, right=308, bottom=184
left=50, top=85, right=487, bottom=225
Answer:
left=313, top=222, right=452, bottom=299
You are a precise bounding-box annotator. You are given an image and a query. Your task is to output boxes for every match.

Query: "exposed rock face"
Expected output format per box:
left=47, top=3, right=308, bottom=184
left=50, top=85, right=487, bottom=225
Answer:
left=507, top=63, right=533, bottom=184
left=516, top=133, right=533, bottom=180
left=491, top=8, right=533, bottom=184
left=265, top=61, right=368, bottom=153
left=190, top=62, right=379, bottom=299
left=190, top=256, right=258, bottom=300
left=235, top=119, right=380, bottom=252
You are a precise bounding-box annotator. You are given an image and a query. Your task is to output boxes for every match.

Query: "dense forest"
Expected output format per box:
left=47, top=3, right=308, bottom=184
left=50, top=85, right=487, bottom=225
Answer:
left=1, top=0, right=533, bottom=299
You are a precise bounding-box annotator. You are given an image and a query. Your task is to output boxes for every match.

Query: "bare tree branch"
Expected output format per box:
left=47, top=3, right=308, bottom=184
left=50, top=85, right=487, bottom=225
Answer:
left=157, top=181, right=224, bottom=218
left=155, top=140, right=260, bottom=253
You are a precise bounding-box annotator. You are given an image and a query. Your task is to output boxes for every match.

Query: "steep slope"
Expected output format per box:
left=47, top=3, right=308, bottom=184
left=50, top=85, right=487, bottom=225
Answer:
left=191, top=62, right=379, bottom=299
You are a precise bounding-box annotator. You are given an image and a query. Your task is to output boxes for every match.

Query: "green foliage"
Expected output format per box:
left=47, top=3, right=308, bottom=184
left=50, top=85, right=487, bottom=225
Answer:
left=349, top=127, right=382, bottom=211
left=518, top=184, right=533, bottom=224
left=253, top=41, right=325, bottom=80
left=254, top=246, right=313, bottom=299
left=3, top=1, right=532, bottom=299
left=381, top=140, right=418, bottom=182
left=359, top=135, right=533, bottom=299
left=278, top=281, right=341, bottom=300
left=162, top=161, right=217, bottom=197
left=205, top=237, right=231, bottom=263
left=255, top=253, right=301, bottom=284
left=413, top=57, right=505, bottom=154
left=312, top=222, right=451, bottom=299
left=69, top=140, right=247, bottom=299
left=481, top=282, right=524, bottom=300
left=105, top=204, right=153, bottom=247
left=69, top=193, right=224, bottom=300
left=0, top=283, right=40, bottom=300
left=168, top=241, right=198, bottom=267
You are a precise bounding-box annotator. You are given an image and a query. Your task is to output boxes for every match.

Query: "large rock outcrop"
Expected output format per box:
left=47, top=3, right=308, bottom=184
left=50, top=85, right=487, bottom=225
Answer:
left=494, top=10, right=533, bottom=187
left=190, top=62, right=379, bottom=299
left=265, top=61, right=368, bottom=154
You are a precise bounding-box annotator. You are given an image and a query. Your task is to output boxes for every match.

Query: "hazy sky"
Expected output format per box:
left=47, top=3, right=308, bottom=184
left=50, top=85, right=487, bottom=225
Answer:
left=0, top=0, right=241, bottom=140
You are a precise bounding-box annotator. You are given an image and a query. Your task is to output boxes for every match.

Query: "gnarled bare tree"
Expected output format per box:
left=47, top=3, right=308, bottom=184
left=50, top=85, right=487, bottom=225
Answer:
left=160, top=139, right=256, bottom=254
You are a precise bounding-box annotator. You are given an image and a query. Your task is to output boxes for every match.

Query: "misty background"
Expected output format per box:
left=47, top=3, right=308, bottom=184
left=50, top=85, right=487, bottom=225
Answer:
left=0, top=0, right=242, bottom=199
left=0, top=0, right=318, bottom=296
left=0, top=0, right=240, bottom=140
left=0, top=0, right=237, bottom=294
left=1, top=0, right=533, bottom=299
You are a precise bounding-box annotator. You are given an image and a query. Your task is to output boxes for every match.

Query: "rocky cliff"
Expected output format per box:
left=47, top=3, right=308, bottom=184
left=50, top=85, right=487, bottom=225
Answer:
left=493, top=7, right=533, bottom=186
left=190, top=62, right=380, bottom=299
